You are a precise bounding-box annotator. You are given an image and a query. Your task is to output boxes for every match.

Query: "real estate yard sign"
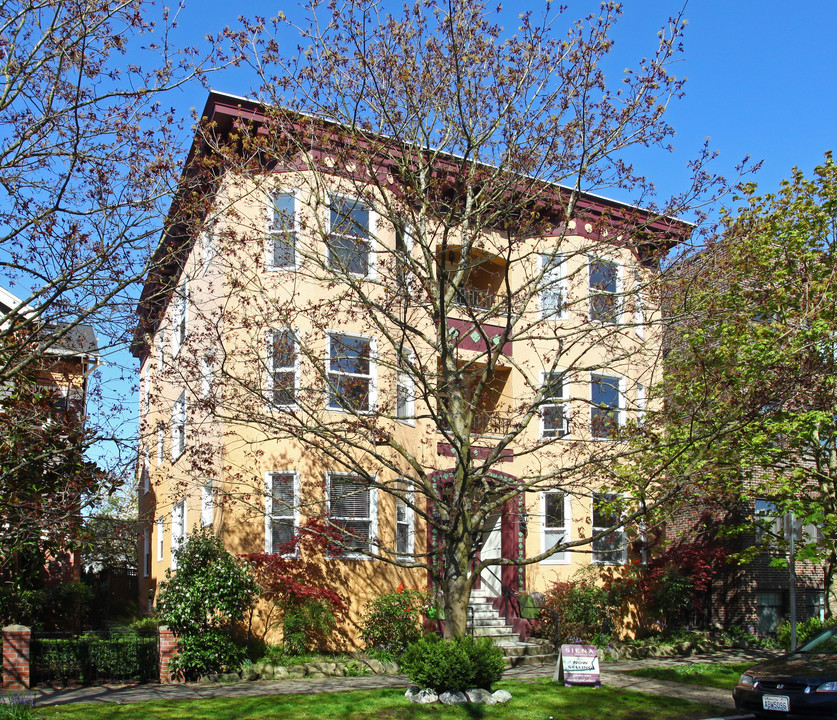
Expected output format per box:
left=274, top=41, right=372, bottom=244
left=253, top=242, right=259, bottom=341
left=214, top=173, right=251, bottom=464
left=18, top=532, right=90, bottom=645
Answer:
left=554, top=644, right=601, bottom=687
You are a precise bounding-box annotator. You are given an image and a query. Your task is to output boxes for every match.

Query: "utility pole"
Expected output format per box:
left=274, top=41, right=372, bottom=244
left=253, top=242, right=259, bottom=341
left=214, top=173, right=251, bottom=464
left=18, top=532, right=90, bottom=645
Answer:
left=786, top=511, right=797, bottom=651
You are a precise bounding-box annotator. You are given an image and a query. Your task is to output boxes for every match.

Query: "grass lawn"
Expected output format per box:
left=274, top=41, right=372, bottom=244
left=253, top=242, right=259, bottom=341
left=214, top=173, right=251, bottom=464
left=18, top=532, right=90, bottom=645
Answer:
left=34, top=679, right=726, bottom=720
left=624, top=662, right=753, bottom=690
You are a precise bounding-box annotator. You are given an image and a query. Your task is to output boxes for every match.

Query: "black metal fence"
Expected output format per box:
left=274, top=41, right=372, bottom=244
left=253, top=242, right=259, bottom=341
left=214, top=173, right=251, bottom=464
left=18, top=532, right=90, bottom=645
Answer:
left=30, top=631, right=158, bottom=686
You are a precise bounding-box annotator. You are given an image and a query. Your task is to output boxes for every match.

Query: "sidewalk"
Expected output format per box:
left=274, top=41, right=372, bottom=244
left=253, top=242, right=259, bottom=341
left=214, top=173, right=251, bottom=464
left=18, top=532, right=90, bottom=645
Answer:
left=29, top=647, right=777, bottom=711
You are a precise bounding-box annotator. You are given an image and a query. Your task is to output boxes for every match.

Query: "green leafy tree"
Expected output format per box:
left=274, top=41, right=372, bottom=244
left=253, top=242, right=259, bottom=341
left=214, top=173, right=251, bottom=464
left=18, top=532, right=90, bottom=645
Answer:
left=659, top=153, right=837, bottom=610
left=157, top=530, right=258, bottom=677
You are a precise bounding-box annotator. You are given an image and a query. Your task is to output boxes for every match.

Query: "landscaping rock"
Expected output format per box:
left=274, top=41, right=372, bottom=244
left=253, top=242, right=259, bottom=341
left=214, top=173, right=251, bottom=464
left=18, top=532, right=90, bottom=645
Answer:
left=439, top=691, right=468, bottom=705
left=259, top=666, right=274, bottom=680
left=382, top=661, right=399, bottom=674
left=409, top=689, right=439, bottom=704
left=405, top=686, right=420, bottom=699
left=286, top=666, right=306, bottom=678
left=219, top=672, right=241, bottom=682
left=492, top=690, right=512, bottom=704
left=272, top=666, right=289, bottom=680
left=242, top=667, right=259, bottom=681
left=465, top=689, right=496, bottom=704
left=198, top=673, right=219, bottom=684
left=364, top=658, right=385, bottom=674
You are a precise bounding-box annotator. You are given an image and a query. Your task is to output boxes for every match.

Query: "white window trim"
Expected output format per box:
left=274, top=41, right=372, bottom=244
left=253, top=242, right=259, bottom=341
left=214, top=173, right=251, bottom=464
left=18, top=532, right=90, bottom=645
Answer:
left=266, top=189, right=300, bottom=271
left=264, top=470, right=300, bottom=556
left=327, top=194, right=377, bottom=280
left=591, top=492, right=627, bottom=565
left=539, top=252, right=568, bottom=320
left=325, top=331, right=377, bottom=413
left=156, top=422, right=165, bottom=465
left=539, top=369, right=570, bottom=439
left=588, top=256, right=622, bottom=324
left=156, top=516, right=164, bottom=562
left=326, top=471, right=378, bottom=558
left=171, top=276, right=189, bottom=357
left=172, top=390, right=186, bottom=460
left=590, top=372, right=624, bottom=440
left=395, top=349, right=415, bottom=425
left=156, top=327, right=166, bottom=370
left=201, top=481, right=214, bottom=528
left=395, top=479, right=415, bottom=561
left=171, top=500, right=186, bottom=570
left=201, top=224, right=216, bottom=274
left=540, top=491, right=571, bottom=564
left=634, top=269, right=645, bottom=338
left=266, top=328, right=300, bottom=410
left=143, top=527, right=151, bottom=578
left=141, top=448, right=151, bottom=494
left=140, top=362, right=150, bottom=415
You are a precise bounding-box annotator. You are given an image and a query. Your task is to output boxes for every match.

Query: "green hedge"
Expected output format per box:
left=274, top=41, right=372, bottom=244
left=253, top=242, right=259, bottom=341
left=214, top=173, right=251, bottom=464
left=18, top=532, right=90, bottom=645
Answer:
left=32, top=634, right=158, bottom=684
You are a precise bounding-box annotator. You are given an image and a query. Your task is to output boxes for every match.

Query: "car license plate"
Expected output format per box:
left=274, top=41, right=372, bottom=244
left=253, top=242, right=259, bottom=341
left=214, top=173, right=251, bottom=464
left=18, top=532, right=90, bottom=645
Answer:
left=762, top=695, right=790, bottom=712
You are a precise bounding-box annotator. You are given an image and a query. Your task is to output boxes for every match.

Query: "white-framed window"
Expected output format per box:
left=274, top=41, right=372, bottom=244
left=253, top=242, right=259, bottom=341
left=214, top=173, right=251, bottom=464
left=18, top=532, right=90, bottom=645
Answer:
left=326, top=332, right=376, bottom=412
left=267, top=329, right=298, bottom=407
left=395, top=349, right=414, bottom=423
left=171, top=500, right=186, bottom=570
left=143, top=527, right=151, bottom=577
left=395, top=478, right=414, bottom=560
left=327, top=195, right=374, bottom=278
left=172, top=390, right=186, bottom=459
left=265, top=471, right=299, bottom=555
left=267, top=190, right=298, bottom=270
left=395, top=222, right=414, bottom=291
left=156, top=327, right=166, bottom=369
left=755, top=498, right=782, bottom=547
left=540, top=491, right=570, bottom=564
left=540, top=370, right=569, bottom=438
left=589, top=257, right=620, bottom=323
left=156, top=516, right=164, bottom=562
left=201, top=481, right=213, bottom=527
left=634, top=269, right=644, bottom=337
left=171, top=277, right=188, bottom=356
left=540, top=253, right=567, bottom=319
left=141, top=449, right=150, bottom=494
left=636, top=382, right=646, bottom=424
left=592, top=492, right=626, bottom=564
left=327, top=472, right=378, bottom=556
left=590, top=373, right=622, bottom=440
left=156, top=422, right=165, bottom=465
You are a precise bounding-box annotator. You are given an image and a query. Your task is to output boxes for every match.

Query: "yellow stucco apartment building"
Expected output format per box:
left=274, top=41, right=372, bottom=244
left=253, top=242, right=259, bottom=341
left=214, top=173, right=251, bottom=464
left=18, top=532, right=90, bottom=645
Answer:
left=132, top=91, right=688, bottom=645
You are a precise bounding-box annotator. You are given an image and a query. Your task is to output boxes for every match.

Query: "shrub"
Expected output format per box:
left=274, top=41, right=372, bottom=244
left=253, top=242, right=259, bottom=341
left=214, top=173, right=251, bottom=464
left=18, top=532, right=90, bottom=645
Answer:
left=360, top=585, right=428, bottom=657
left=777, top=616, right=837, bottom=650
left=0, top=692, right=34, bottom=720
left=400, top=635, right=505, bottom=692
left=536, top=576, right=617, bottom=646
left=157, top=529, right=257, bottom=679
left=282, top=599, right=337, bottom=655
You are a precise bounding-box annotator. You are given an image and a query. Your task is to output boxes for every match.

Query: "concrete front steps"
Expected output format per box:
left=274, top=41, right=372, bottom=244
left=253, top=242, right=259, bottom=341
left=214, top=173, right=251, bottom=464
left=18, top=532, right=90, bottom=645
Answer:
left=468, top=588, right=556, bottom=668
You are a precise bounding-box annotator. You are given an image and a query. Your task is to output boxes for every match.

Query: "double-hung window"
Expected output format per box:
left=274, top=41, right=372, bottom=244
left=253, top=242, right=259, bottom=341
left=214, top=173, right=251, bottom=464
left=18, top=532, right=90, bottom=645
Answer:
left=172, top=390, right=186, bottom=459
left=540, top=371, right=569, bottom=438
left=326, top=333, right=375, bottom=412
left=396, top=349, right=415, bottom=423
left=156, top=517, right=164, bottom=562
left=265, top=471, right=298, bottom=554
left=328, top=473, right=377, bottom=556
left=590, top=374, right=621, bottom=439
left=143, top=527, right=151, bottom=577
left=540, top=253, right=566, bottom=319
left=268, top=191, right=297, bottom=269
left=201, top=481, right=213, bottom=528
left=328, top=196, right=372, bottom=277
left=171, top=500, right=186, bottom=570
left=589, top=258, right=619, bottom=323
left=171, top=278, right=188, bottom=355
left=268, top=329, right=298, bottom=407
left=592, top=492, right=626, bottom=564
left=394, top=478, right=414, bottom=559
left=541, top=491, right=570, bottom=563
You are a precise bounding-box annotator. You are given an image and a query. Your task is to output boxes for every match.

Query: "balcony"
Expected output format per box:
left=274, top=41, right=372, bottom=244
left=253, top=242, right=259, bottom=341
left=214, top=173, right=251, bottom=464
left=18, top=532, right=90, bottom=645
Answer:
left=451, top=286, right=505, bottom=312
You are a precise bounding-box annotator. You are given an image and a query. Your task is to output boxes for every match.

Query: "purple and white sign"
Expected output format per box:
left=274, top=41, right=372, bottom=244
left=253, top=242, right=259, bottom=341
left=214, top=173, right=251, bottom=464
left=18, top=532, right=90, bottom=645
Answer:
left=553, top=644, right=601, bottom=687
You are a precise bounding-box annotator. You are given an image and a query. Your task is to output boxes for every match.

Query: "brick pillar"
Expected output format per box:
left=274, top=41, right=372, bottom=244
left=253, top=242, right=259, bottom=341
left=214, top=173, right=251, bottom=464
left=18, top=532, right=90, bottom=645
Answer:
left=158, top=626, right=182, bottom=684
left=3, top=625, right=31, bottom=690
